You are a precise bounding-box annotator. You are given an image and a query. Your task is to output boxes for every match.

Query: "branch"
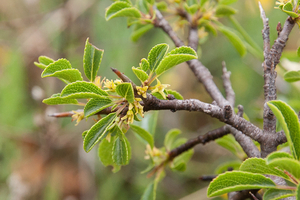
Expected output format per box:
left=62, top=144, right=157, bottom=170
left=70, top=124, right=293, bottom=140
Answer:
left=168, top=126, right=229, bottom=160
left=222, top=61, right=235, bottom=107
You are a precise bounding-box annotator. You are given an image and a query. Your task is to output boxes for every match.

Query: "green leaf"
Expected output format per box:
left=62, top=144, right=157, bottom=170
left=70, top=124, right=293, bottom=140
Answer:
left=148, top=43, right=169, bottom=72
left=219, top=0, right=238, bottom=5
left=98, top=136, right=121, bottom=172
left=264, top=189, right=295, bottom=200
left=215, top=134, right=246, bottom=158
left=214, top=160, right=242, bottom=174
left=112, top=133, right=130, bottom=165
left=266, top=151, right=294, bottom=163
left=83, top=38, right=104, bottom=82
left=284, top=71, right=300, bottom=82
left=61, top=81, right=108, bottom=99
left=297, top=183, right=300, bottom=200
left=141, top=181, right=155, bottom=200
left=155, top=1, right=168, bottom=11
left=43, top=93, right=78, bottom=105
left=267, top=158, right=300, bottom=179
left=215, top=5, right=237, bottom=17
left=83, top=113, right=116, bottom=152
left=164, top=129, right=181, bottom=151
left=82, top=130, right=88, bottom=140
left=84, top=97, right=113, bottom=118
left=39, top=56, right=54, bottom=66
left=136, top=0, right=149, bottom=13
left=155, top=46, right=198, bottom=76
left=43, top=69, right=83, bottom=83
left=105, top=1, right=141, bottom=21
left=152, top=91, right=167, bottom=100
left=131, top=24, right=154, bottom=42
left=34, top=62, right=47, bottom=70
left=172, top=148, right=194, bottom=172
left=282, top=2, right=299, bottom=18
left=165, top=89, right=184, bottom=100
left=297, top=46, right=300, bottom=57
left=130, top=124, right=154, bottom=148
left=140, top=58, right=150, bottom=72
left=115, top=83, right=135, bottom=103
left=41, top=58, right=71, bottom=75
left=239, top=158, right=289, bottom=180
left=134, top=111, right=159, bottom=136
left=132, top=67, right=149, bottom=82
left=218, top=26, right=246, bottom=57
left=207, top=171, right=276, bottom=197
left=267, top=100, right=300, bottom=160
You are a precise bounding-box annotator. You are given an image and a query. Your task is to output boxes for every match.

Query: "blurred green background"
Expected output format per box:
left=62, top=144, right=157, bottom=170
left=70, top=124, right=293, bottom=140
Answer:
left=0, top=0, right=299, bottom=199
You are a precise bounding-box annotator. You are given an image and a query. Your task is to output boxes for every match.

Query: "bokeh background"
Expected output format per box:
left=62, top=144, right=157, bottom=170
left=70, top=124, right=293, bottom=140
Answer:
left=0, top=0, right=300, bottom=199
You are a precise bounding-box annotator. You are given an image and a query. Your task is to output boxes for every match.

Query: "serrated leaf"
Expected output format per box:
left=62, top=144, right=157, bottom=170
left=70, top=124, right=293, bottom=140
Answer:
left=61, top=81, right=108, bottom=99
left=115, top=83, right=135, bottom=103
left=284, top=71, right=300, bottom=82
left=39, top=56, right=54, bottom=66
left=215, top=134, right=246, bottom=159
left=155, top=46, right=198, bottom=76
left=267, top=158, right=300, bottom=179
left=131, top=24, right=154, bottom=42
left=105, top=1, right=141, bottom=21
left=41, top=58, right=71, bottom=76
left=239, top=158, right=289, bottom=180
left=148, top=43, right=169, bottom=71
left=266, top=151, right=294, bottom=163
left=267, top=100, right=300, bottom=160
left=165, top=89, right=183, bottom=100
left=214, top=160, right=242, bottom=174
left=282, top=2, right=299, bottom=18
left=112, top=133, right=130, bottom=165
left=297, top=46, right=300, bottom=57
left=140, top=58, right=150, bottom=72
left=263, top=188, right=295, bottom=200
left=42, top=93, right=78, bottom=105
left=218, top=26, right=246, bottom=57
left=164, top=129, right=181, bottom=151
left=42, top=69, right=83, bottom=83
left=130, top=124, right=154, bottom=148
left=83, top=38, right=104, bottom=82
left=215, top=5, right=237, bottom=16
left=84, top=97, right=113, bottom=118
left=207, top=171, right=276, bottom=197
left=219, top=0, right=238, bottom=5
left=132, top=67, right=149, bottom=82
left=83, top=113, right=116, bottom=152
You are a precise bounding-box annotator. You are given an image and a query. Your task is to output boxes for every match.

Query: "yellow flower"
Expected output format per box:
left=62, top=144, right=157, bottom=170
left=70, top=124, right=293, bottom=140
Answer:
left=114, top=79, right=122, bottom=85
left=133, top=98, right=144, bottom=117
left=151, top=79, right=170, bottom=99
left=121, top=109, right=134, bottom=124
left=136, top=86, right=148, bottom=98
left=71, top=110, right=84, bottom=126
left=94, top=76, right=106, bottom=89
left=103, top=79, right=116, bottom=91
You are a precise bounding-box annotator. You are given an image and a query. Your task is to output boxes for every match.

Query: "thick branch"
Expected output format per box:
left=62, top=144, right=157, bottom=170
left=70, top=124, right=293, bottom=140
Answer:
left=168, top=126, right=229, bottom=160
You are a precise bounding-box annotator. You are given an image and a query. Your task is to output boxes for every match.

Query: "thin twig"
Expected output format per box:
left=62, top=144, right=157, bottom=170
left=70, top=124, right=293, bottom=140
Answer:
left=222, top=61, right=235, bottom=107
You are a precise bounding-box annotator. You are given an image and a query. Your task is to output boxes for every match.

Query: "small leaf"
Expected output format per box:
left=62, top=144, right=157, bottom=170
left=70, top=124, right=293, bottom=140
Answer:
left=140, top=58, right=150, bottom=72
left=152, top=91, right=167, bottom=100
left=267, top=158, right=300, bottom=179
left=155, top=46, right=198, bottom=76
left=39, top=56, right=54, bottom=66
left=34, top=62, right=47, bottom=69
left=132, top=67, right=149, bottom=82
left=84, top=97, right=113, bottom=118
left=263, top=189, right=295, bottom=200
left=141, top=181, right=155, bottom=200
left=134, top=111, right=159, bottom=136
left=215, top=5, right=237, bottom=16
left=172, top=148, right=194, bottom=172
left=156, top=1, right=168, bottom=10
left=284, top=71, right=300, bottom=82
left=171, top=162, right=186, bottom=171
left=43, top=93, right=78, bottom=105
left=215, top=134, right=246, bottom=158
left=214, top=160, right=242, bottom=174
left=130, top=124, right=154, bottom=148
left=83, top=38, right=104, bottom=82
left=267, top=100, right=300, bottom=160
left=42, top=69, right=83, bottom=83
left=131, top=24, right=154, bottom=42
left=218, top=26, right=246, bottom=57
left=136, top=0, right=149, bottom=13
left=115, top=83, right=135, bottom=103
left=41, top=58, right=71, bottom=76
left=61, top=81, right=108, bottom=99
left=282, top=2, right=299, bottom=18
left=239, top=158, right=289, bottom=180
left=207, top=171, right=276, bottom=197
left=165, top=89, right=184, bottom=100
left=112, top=133, right=130, bottom=165
left=105, top=1, right=141, bottom=21
left=148, top=43, right=169, bottom=71
left=83, top=113, right=116, bottom=152
left=266, top=151, right=294, bottom=163
left=164, top=129, right=181, bottom=151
